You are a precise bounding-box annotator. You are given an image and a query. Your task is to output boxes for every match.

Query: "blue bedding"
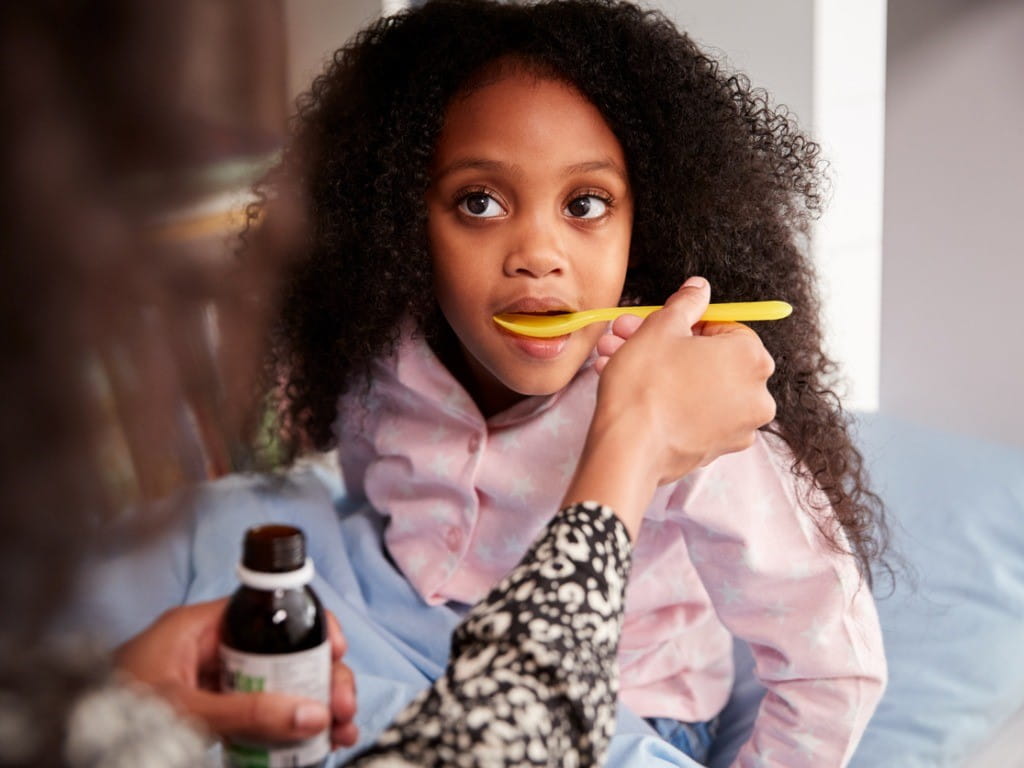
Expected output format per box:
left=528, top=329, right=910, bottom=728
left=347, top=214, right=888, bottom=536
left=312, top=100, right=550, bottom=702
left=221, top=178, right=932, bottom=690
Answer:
left=74, top=471, right=705, bottom=766
left=68, top=413, right=1024, bottom=766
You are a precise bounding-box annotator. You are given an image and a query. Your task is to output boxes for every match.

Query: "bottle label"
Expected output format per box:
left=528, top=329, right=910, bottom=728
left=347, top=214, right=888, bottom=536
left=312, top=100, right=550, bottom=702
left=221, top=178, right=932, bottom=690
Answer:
left=219, top=641, right=331, bottom=767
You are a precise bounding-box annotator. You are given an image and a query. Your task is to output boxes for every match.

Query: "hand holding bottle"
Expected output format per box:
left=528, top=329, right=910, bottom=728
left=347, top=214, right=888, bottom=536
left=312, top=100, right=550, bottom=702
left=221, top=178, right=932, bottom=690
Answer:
left=115, top=597, right=359, bottom=749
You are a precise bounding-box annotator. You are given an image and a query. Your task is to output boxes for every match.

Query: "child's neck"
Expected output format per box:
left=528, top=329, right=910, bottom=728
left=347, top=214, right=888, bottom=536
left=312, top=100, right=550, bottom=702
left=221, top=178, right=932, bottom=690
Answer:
left=429, top=329, right=528, bottom=419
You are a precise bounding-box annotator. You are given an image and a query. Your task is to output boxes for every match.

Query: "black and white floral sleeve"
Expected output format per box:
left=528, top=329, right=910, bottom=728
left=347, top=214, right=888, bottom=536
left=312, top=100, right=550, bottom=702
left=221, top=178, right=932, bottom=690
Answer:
left=349, top=501, right=634, bottom=768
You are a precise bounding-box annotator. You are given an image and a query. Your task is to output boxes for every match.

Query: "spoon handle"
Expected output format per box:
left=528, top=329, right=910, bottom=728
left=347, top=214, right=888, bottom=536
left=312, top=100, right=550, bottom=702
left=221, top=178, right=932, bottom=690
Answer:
left=585, top=301, right=793, bottom=325
left=493, top=300, right=792, bottom=338
left=700, top=300, right=792, bottom=322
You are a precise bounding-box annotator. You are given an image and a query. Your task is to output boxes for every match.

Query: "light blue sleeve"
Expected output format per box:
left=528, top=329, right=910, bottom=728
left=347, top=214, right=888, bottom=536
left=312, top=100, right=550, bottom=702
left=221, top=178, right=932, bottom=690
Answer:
left=609, top=705, right=706, bottom=767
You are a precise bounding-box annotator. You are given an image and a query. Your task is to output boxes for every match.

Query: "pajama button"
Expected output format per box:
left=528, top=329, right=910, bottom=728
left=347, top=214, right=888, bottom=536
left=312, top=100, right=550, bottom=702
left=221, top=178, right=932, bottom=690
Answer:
left=468, top=435, right=481, bottom=453
left=444, top=526, right=463, bottom=551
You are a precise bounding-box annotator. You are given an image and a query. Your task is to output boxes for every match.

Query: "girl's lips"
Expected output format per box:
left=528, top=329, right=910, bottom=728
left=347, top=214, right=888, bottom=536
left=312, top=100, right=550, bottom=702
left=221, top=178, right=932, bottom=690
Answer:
left=498, top=298, right=574, bottom=315
left=496, top=323, right=570, bottom=359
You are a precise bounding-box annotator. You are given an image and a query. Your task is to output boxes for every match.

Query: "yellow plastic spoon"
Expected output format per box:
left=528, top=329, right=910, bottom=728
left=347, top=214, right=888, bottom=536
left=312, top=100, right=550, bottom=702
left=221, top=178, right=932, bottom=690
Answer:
left=493, top=300, right=792, bottom=338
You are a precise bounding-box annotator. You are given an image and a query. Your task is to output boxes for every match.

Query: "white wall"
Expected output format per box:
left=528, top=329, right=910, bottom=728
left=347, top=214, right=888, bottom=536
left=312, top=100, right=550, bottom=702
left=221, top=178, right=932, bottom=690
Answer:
left=283, top=0, right=383, bottom=102
left=881, top=0, right=1024, bottom=449
left=811, top=1, right=887, bottom=411
left=654, top=0, right=815, bottom=124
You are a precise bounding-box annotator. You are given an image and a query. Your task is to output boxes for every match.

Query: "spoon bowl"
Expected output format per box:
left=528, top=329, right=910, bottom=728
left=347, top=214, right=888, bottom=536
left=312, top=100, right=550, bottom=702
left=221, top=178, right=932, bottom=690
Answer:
left=493, top=300, right=792, bottom=338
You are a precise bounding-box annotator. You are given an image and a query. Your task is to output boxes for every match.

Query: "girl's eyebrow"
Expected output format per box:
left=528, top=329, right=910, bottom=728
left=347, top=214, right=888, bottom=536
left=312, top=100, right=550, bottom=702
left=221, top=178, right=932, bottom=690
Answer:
left=434, top=158, right=515, bottom=180
left=434, top=157, right=628, bottom=184
left=564, top=160, right=628, bottom=183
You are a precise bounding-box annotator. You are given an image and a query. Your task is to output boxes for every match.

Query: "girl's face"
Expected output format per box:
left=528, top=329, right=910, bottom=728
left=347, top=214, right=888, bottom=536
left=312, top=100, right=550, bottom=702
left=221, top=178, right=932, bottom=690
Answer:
left=426, top=71, right=633, bottom=415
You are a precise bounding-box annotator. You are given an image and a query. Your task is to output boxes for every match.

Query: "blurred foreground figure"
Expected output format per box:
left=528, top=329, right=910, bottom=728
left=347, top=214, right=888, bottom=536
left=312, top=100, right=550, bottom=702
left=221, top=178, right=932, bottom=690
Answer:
left=0, top=2, right=294, bottom=764
left=0, top=3, right=784, bottom=767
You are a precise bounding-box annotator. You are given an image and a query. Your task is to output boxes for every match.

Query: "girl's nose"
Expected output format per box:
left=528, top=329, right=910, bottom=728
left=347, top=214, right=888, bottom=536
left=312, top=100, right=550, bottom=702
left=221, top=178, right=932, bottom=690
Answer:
left=502, top=217, right=566, bottom=278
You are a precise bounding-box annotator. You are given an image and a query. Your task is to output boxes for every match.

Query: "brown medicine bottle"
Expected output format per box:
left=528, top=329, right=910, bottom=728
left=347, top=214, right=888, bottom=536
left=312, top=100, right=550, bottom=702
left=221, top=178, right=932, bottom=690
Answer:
left=220, top=524, right=330, bottom=768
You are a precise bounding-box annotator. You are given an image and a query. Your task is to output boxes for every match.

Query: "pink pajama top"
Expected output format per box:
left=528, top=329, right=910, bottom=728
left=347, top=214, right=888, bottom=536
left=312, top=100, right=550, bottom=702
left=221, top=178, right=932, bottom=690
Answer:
left=336, top=331, right=886, bottom=767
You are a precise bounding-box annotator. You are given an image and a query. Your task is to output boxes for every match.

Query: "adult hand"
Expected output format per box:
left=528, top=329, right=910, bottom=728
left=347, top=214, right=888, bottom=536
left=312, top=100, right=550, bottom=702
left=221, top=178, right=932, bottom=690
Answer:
left=115, top=598, right=359, bottom=749
left=595, top=276, right=776, bottom=474
left=566, top=277, right=776, bottom=538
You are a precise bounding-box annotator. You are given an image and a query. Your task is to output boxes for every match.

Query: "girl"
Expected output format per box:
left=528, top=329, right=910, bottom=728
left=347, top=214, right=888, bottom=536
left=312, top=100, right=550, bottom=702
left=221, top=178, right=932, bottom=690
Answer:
left=257, top=1, right=888, bottom=764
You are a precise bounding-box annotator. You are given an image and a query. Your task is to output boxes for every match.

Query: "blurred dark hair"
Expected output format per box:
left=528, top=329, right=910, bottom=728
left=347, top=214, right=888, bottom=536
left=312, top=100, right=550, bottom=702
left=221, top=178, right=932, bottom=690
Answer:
left=0, top=2, right=293, bottom=764
left=256, top=0, right=889, bottom=581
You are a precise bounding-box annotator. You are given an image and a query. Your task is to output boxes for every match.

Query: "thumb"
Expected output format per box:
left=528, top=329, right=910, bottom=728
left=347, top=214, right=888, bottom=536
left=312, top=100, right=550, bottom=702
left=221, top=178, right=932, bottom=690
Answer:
left=179, top=688, right=330, bottom=742
left=656, top=276, right=711, bottom=333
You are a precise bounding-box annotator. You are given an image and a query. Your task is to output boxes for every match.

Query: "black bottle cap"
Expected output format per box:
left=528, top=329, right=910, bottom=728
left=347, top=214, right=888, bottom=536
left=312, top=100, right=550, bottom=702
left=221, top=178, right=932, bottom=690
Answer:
left=242, top=525, right=306, bottom=573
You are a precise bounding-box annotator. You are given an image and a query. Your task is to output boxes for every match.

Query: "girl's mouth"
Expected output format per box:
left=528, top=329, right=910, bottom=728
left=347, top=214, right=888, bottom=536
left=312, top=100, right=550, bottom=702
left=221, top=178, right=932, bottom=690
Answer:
left=496, top=297, right=575, bottom=316
left=492, top=299, right=575, bottom=358
left=495, top=318, right=571, bottom=359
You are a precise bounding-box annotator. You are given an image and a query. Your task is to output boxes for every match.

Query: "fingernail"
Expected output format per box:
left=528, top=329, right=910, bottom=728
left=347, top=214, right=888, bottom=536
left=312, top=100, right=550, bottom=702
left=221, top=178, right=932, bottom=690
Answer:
left=295, top=703, right=328, bottom=729
left=684, top=276, right=707, bottom=289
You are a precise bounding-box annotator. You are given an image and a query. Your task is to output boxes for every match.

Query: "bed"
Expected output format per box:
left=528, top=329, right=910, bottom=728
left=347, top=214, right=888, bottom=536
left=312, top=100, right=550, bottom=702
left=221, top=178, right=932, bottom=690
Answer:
left=68, top=412, right=1024, bottom=766
left=711, top=413, right=1024, bottom=767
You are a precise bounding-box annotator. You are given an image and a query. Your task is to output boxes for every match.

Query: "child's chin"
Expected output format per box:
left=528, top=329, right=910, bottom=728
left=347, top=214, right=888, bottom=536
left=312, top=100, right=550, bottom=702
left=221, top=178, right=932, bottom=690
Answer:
left=503, top=367, right=582, bottom=399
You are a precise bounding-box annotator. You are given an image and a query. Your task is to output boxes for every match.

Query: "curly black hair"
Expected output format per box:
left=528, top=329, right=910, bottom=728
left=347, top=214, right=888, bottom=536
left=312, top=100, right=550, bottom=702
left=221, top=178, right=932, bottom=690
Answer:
left=253, top=0, right=888, bottom=579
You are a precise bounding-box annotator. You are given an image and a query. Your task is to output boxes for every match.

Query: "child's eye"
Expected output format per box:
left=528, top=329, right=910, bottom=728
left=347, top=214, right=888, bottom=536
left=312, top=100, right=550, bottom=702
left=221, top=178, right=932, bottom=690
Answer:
left=565, top=195, right=609, bottom=220
left=457, top=192, right=506, bottom=218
